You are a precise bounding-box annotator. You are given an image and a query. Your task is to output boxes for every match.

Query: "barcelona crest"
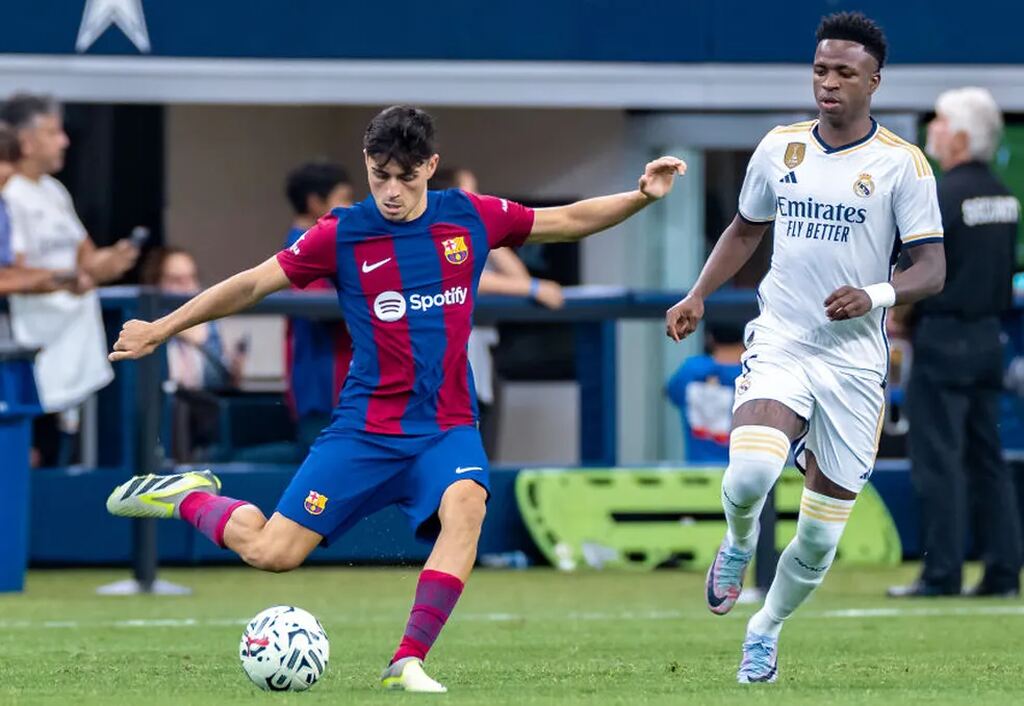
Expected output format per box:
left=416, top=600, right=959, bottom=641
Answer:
left=304, top=491, right=328, bottom=516
left=442, top=236, right=469, bottom=265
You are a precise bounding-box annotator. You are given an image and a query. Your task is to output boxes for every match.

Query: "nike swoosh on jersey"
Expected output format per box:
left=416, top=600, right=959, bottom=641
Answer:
left=362, top=258, right=392, bottom=273
left=455, top=466, right=483, bottom=474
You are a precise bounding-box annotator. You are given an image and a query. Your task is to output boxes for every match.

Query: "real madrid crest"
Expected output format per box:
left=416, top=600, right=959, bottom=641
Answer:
left=736, top=375, right=751, bottom=397
left=853, top=173, right=875, bottom=198
left=784, top=142, right=806, bottom=169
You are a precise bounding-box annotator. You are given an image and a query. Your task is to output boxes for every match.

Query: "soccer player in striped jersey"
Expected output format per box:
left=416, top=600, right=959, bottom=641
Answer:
left=106, top=105, right=685, bottom=693
left=666, top=12, right=946, bottom=683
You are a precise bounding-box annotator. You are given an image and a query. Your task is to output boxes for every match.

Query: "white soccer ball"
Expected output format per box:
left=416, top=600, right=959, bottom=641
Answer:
left=239, top=605, right=330, bottom=691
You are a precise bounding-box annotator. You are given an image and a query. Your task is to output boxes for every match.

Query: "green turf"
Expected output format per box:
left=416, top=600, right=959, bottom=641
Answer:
left=0, top=564, right=1018, bottom=705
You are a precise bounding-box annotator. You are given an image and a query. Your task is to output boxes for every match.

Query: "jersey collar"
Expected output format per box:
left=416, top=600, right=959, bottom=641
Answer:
left=811, top=118, right=878, bottom=155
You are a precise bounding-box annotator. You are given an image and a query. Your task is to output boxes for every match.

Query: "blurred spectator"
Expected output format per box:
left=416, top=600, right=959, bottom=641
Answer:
left=283, top=161, right=354, bottom=450
left=889, top=88, right=1022, bottom=598
left=0, top=123, right=72, bottom=297
left=432, top=167, right=564, bottom=455
left=0, top=93, right=138, bottom=466
left=140, top=247, right=245, bottom=391
left=666, top=323, right=744, bottom=464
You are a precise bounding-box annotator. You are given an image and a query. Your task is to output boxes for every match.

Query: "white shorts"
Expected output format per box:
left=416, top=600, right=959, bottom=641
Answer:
left=731, top=340, right=886, bottom=493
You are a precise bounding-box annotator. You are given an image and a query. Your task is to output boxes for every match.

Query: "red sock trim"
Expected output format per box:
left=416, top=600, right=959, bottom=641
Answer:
left=213, top=500, right=250, bottom=548
left=393, top=635, right=430, bottom=663
left=179, top=491, right=215, bottom=525
left=420, top=569, right=464, bottom=591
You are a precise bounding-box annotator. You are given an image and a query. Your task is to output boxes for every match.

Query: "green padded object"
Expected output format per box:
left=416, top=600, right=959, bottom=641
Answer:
left=515, top=468, right=901, bottom=571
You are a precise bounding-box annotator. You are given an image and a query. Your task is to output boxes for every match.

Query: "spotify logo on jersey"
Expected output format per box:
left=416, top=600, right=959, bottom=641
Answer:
left=373, top=291, right=407, bottom=322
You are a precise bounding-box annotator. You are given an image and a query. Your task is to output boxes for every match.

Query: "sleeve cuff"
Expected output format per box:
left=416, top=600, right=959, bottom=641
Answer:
left=901, top=236, right=944, bottom=248
left=738, top=210, right=775, bottom=226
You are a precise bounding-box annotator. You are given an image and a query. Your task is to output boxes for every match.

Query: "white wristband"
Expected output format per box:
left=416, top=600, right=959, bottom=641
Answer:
left=862, top=282, right=896, bottom=310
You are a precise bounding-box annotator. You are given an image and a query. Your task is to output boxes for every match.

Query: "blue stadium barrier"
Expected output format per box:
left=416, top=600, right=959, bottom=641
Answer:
left=29, top=466, right=535, bottom=566
left=27, top=461, right=975, bottom=566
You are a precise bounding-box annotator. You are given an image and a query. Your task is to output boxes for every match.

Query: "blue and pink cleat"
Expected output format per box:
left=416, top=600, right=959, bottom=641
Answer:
left=705, top=538, right=754, bottom=615
left=737, top=630, right=779, bottom=683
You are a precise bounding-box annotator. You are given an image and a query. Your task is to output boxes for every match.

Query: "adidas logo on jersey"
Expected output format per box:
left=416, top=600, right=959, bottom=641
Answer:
left=779, top=171, right=798, bottom=184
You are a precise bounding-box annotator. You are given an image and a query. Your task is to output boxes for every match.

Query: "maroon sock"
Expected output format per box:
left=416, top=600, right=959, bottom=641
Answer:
left=179, top=492, right=250, bottom=548
left=392, top=569, right=465, bottom=664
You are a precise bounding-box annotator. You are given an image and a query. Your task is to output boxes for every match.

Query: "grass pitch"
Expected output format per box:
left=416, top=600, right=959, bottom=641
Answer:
left=0, top=564, right=1019, bottom=705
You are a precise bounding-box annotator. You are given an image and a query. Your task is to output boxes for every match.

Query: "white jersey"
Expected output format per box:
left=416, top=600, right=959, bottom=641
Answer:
left=2, top=174, right=113, bottom=411
left=738, top=119, right=943, bottom=378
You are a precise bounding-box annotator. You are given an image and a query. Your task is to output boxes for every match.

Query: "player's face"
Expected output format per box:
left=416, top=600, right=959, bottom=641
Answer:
left=812, top=40, right=880, bottom=124
left=365, top=152, right=439, bottom=222
left=20, top=113, right=70, bottom=174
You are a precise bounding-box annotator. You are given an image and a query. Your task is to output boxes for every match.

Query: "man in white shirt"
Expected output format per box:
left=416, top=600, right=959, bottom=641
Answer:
left=0, top=94, right=138, bottom=464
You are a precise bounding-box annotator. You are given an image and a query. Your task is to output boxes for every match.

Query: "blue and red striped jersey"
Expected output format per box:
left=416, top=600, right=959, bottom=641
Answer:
left=276, top=189, right=534, bottom=435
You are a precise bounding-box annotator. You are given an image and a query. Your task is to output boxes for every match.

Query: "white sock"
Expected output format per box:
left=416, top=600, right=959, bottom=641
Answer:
left=721, top=426, right=790, bottom=552
left=748, top=488, right=854, bottom=638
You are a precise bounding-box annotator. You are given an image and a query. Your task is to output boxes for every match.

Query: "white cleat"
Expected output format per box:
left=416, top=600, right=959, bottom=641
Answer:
left=380, top=657, right=448, bottom=693
left=106, top=470, right=221, bottom=519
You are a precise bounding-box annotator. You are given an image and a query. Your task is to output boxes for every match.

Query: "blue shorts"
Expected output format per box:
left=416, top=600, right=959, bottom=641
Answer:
left=275, top=425, right=490, bottom=545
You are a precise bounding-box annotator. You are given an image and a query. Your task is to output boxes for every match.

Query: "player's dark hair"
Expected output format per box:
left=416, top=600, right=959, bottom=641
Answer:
left=285, top=161, right=350, bottom=215
left=363, top=106, right=436, bottom=173
left=0, top=123, right=22, bottom=164
left=0, top=93, right=62, bottom=132
left=816, top=11, right=887, bottom=69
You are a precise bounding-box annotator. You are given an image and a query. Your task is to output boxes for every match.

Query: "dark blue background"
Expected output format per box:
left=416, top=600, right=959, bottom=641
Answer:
left=4, top=0, right=1020, bottom=63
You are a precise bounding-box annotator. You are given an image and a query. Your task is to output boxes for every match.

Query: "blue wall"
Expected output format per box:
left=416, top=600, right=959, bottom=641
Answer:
left=7, top=1, right=1024, bottom=64
left=26, top=462, right=973, bottom=566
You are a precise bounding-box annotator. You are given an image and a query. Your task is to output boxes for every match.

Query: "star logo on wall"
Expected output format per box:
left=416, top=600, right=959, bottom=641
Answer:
left=76, top=0, right=151, bottom=54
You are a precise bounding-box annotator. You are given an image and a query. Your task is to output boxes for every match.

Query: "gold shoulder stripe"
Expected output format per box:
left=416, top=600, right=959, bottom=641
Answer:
left=770, top=120, right=814, bottom=135
left=877, top=134, right=931, bottom=178
left=878, top=128, right=933, bottom=177
left=877, top=133, right=926, bottom=174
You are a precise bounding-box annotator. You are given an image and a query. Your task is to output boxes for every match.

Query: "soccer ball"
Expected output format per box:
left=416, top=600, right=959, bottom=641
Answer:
left=239, top=605, right=330, bottom=691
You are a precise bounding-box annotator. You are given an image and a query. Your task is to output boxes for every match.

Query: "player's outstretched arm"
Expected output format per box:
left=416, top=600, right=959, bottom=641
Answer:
left=109, top=256, right=291, bottom=362
left=665, top=215, right=770, bottom=341
left=526, top=156, right=686, bottom=244
left=824, top=243, right=945, bottom=321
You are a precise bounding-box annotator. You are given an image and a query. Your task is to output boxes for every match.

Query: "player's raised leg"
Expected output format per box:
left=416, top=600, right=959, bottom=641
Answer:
left=739, top=451, right=854, bottom=683
left=707, top=400, right=802, bottom=615
left=107, top=469, right=323, bottom=571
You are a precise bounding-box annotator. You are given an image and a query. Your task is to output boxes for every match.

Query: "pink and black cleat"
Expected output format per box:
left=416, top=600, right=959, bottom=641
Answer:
left=705, top=538, right=754, bottom=615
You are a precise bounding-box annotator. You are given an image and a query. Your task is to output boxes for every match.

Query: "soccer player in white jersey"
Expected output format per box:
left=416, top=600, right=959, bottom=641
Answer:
left=665, top=12, right=946, bottom=683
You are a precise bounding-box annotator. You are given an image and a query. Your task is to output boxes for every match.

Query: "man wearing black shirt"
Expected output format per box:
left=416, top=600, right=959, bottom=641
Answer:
left=890, top=88, right=1023, bottom=598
